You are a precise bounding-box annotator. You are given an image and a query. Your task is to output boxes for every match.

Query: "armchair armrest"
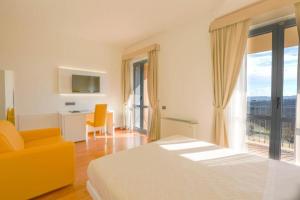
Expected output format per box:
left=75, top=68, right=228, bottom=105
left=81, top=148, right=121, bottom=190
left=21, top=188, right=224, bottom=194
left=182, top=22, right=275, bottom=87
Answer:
left=0, top=141, right=75, bottom=199
left=20, top=128, right=61, bottom=142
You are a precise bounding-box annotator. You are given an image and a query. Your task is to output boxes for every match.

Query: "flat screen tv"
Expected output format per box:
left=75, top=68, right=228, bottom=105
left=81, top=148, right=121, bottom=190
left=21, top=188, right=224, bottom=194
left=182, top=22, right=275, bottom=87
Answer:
left=72, top=75, right=100, bottom=93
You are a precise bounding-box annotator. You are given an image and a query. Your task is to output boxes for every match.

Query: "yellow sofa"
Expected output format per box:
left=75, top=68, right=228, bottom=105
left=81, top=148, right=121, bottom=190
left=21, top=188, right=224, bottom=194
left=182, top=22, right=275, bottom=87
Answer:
left=0, top=120, right=75, bottom=199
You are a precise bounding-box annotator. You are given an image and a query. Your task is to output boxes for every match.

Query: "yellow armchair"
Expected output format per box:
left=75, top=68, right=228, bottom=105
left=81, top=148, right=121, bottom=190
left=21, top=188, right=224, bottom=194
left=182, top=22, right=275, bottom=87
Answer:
left=0, top=121, right=75, bottom=200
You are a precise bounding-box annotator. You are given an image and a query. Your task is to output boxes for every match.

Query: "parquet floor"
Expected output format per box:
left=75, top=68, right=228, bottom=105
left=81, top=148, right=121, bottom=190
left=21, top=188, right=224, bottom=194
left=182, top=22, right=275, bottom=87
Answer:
left=34, top=130, right=147, bottom=200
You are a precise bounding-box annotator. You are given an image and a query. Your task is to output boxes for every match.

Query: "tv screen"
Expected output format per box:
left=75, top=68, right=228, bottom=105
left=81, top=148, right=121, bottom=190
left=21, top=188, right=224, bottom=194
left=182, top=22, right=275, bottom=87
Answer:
left=72, top=75, right=100, bottom=93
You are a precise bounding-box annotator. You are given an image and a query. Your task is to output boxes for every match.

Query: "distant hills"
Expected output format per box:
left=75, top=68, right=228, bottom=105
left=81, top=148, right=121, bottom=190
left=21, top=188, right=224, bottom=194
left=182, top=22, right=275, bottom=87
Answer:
left=248, top=96, right=296, bottom=101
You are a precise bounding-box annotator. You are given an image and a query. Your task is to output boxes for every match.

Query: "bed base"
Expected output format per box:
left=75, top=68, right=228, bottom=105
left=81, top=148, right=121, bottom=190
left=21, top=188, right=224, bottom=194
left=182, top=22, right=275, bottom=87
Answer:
left=87, top=180, right=102, bottom=200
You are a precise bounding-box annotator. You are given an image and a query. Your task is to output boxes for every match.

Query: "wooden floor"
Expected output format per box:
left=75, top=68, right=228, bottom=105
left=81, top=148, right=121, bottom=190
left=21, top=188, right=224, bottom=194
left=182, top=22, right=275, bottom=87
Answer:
left=247, top=142, right=295, bottom=163
left=34, top=130, right=147, bottom=200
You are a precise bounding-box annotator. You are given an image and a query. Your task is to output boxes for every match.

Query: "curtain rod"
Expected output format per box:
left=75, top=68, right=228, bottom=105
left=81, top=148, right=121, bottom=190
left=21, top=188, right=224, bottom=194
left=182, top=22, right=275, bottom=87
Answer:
left=210, top=0, right=299, bottom=31
left=122, top=44, right=160, bottom=60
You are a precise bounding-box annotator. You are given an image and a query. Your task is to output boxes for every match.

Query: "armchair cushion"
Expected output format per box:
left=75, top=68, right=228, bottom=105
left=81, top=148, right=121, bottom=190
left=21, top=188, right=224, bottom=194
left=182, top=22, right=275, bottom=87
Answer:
left=0, top=120, right=24, bottom=153
left=20, top=128, right=61, bottom=143
left=25, top=136, right=63, bottom=148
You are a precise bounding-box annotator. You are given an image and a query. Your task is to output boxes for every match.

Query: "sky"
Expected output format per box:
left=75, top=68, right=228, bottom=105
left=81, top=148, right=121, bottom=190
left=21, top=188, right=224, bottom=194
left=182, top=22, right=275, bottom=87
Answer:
left=247, top=46, right=298, bottom=97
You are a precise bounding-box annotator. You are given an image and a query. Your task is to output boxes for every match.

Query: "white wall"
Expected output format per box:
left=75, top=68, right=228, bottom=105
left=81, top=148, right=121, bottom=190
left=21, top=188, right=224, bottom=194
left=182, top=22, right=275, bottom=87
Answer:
left=0, top=0, right=258, bottom=132
left=0, top=70, right=14, bottom=120
left=124, top=0, right=259, bottom=142
left=125, top=17, right=214, bottom=142
left=214, top=0, right=261, bottom=18
left=0, top=32, right=123, bottom=129
left=4, top=70, right=14, bottom=113
left=0, top=71, right=5, bottom=120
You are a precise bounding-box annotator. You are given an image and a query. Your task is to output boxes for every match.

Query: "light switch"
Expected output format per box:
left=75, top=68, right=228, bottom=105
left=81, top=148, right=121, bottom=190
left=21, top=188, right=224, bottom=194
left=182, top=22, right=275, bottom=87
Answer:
left=65, top=102, right=76, bottom=106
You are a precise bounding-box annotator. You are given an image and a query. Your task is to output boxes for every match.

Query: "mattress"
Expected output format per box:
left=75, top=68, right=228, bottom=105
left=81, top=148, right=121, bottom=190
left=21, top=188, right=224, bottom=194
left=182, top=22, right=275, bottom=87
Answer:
left=87, top=135, right=300, bottom=200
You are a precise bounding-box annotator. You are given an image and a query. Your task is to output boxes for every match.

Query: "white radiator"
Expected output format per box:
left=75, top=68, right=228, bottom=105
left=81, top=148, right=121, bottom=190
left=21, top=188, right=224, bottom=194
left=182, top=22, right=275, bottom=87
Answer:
left=160, top=117, right=199, bottom=138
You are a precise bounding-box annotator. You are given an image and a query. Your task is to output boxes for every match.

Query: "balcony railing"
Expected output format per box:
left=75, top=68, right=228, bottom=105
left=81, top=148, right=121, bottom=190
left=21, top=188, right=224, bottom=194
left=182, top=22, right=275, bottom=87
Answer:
left=246, top=115, right=295, bottom=148
left=247, top=97, right=296, bottom=150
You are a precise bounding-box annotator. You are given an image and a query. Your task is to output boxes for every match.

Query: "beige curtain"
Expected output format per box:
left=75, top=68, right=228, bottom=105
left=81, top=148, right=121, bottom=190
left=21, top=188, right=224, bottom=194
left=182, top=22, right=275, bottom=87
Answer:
left=121, top=59, right=131, bottom=128
left=210, top=20, right=250, bottom=147
left=147, top=50, right=160, bottom=141
left=295, top=2, right=300, bottom=38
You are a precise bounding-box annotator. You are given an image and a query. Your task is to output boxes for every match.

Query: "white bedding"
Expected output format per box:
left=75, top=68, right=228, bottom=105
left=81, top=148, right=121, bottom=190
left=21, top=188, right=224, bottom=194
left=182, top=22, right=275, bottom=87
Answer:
left=87, top=135, right=300, bottom=200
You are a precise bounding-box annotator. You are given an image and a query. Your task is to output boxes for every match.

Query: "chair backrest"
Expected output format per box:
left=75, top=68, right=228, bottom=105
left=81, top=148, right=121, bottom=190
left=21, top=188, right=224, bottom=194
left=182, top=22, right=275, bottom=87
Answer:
left=94, top=104, right=107, bottom=127
left=0, top=120, right=24, bottom=153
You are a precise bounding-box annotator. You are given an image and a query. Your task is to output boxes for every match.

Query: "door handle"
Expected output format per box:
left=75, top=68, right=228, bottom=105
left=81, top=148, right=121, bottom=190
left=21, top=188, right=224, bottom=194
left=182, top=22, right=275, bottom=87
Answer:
left=276, top=97, right=281, bottom=109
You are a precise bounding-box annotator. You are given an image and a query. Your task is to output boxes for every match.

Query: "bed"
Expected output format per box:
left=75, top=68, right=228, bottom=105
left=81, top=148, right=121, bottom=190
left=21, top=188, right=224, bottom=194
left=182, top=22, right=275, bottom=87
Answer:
left=87, top=135, right=300, bottom=200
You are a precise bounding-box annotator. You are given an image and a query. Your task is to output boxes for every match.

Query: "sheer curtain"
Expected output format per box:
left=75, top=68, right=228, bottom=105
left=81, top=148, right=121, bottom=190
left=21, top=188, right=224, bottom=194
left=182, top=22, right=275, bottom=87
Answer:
left=226, top=58, right=248, bottom=153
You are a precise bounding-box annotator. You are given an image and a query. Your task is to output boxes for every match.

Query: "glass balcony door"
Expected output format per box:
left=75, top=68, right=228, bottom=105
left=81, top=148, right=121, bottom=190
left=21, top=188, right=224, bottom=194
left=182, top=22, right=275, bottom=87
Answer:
left=246, top=19, right=298, bottom=161
left=281, top=26, right=299, bottom=161
left=247, top=32, right=273, bottom=158
left=133, top=60, right=149, bottom=134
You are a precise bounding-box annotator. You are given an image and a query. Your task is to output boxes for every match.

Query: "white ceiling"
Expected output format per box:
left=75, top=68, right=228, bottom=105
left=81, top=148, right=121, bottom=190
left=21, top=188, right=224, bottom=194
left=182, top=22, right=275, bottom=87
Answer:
left=0, top=0, right=222, bottom=47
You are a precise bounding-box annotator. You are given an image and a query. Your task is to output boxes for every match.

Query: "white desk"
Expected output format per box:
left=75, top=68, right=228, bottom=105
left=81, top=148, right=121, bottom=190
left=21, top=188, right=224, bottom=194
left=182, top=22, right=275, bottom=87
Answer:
left=59, top=111, right=114, bottom=142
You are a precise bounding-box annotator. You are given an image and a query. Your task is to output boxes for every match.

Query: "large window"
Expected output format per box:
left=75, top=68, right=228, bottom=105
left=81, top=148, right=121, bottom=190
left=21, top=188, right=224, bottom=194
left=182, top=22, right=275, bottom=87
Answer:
left=246, top=19, right=299, bottom=162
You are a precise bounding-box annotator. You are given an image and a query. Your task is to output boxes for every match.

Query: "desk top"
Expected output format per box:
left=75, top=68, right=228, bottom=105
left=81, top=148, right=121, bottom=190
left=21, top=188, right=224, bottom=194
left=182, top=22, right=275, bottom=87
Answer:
left=59, top=110, right=113, bottom=116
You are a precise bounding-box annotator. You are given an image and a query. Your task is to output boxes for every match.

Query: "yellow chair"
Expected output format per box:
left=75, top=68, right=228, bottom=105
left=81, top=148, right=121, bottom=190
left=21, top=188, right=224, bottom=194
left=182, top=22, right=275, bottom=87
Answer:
left=0, top=120, right=75, bottom=200
left=86, top=104, right=108, bottom=141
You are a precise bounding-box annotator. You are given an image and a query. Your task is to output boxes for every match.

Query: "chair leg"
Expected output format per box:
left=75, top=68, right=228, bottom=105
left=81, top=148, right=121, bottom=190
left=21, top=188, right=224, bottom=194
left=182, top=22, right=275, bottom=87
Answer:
left=94, top=130, right=96, bottom=140
left=86, top=126, right=89, bottom=144
left=104, top=126, right=107, bottom=138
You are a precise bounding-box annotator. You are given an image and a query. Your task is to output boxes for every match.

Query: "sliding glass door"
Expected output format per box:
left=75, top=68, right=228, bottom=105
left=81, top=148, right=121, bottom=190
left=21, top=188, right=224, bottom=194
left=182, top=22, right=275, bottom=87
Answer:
left=246, top=32, right=273, bottom=158
left=281, top=26, right=299, bottom=161
left=246, top=19, right=299, bottom=161
left=133, top=60, right=149, bottom=133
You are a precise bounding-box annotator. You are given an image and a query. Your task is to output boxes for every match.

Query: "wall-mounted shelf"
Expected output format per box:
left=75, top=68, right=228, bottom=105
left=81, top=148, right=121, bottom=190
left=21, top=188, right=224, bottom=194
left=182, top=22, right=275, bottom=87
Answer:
left=58, top=66, right=107, bottom=95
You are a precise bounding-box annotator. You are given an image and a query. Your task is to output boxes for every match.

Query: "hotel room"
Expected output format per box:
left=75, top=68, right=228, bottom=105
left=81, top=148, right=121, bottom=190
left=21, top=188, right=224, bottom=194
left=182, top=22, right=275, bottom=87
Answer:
left=1, top=0, right=300, bottom=199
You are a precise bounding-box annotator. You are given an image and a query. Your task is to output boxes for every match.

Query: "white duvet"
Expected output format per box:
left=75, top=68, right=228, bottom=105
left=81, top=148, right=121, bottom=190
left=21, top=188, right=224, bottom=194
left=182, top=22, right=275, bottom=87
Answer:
left=87, top=136, right=300, bottom=200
